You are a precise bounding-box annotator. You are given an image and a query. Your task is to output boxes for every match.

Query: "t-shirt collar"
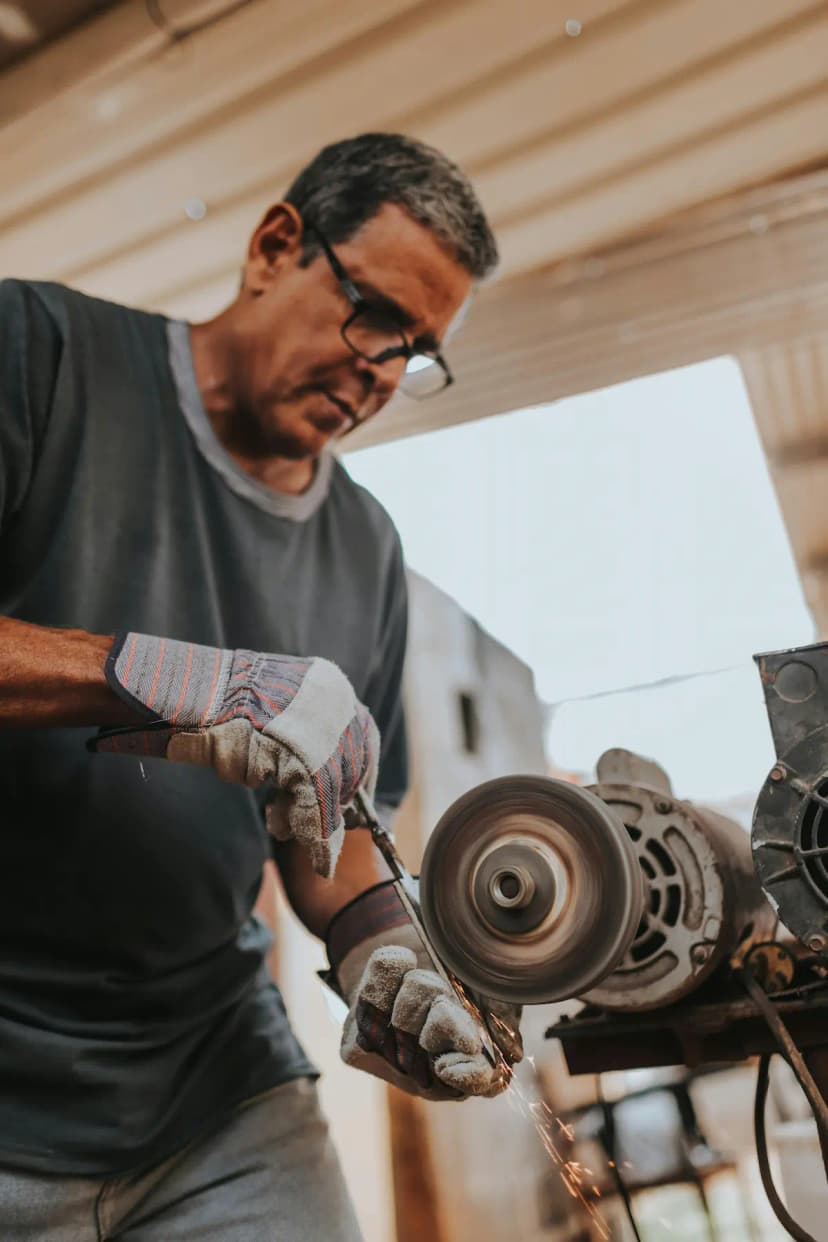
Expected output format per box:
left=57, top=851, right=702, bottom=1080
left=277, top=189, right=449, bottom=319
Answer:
left=166, top=318, right=333, bottom=522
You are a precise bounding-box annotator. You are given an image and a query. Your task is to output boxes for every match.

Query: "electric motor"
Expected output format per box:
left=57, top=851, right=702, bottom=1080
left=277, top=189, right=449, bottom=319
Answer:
left=582, top=750, right=775, bottom=1011
left=419, top=750, right=774, bottom=1010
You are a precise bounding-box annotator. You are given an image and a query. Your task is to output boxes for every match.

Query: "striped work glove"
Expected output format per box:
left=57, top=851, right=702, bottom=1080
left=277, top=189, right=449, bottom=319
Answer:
left=325, top=883, right=523, bottom=1100
left=93, top=632, right=379, bottom=878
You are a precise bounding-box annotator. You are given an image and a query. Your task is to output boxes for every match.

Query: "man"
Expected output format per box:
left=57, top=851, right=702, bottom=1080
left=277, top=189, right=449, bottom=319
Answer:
left=0, top=133, right=520, bottom=1240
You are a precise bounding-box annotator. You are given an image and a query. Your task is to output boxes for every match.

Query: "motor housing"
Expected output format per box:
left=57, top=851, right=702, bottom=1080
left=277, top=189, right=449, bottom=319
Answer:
left=582, top=750, right=775, bottom=1011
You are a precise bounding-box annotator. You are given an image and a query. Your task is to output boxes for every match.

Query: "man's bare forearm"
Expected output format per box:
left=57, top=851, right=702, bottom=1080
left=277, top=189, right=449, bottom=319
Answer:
left=0, top=616, right=142, bottom=727
left=272, top=828, right=392, bottom=940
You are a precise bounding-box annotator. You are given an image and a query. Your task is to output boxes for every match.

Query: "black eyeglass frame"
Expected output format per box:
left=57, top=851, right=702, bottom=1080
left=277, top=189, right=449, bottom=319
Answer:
left=304, top=220, right=454, bottom=397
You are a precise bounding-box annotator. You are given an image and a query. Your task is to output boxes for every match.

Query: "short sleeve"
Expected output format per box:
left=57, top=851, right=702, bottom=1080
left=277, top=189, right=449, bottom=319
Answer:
left=0, top=280, right=62, bottom=533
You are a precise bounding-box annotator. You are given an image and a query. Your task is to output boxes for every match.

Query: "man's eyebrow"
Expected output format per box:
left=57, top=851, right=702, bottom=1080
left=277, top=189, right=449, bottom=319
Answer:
left=355, top=281, right=416, bottom=327
left=356, top=281, right=441, bottom=352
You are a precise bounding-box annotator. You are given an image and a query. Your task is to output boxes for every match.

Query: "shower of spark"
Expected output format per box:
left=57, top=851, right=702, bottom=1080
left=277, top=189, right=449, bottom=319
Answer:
left=501, top=1058, right=611, bottom=1239
left=335, top=939, right=614, bottom=1235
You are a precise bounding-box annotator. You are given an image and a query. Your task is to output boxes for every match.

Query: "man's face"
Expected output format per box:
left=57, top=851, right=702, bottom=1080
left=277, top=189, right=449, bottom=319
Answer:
left=231, top=202, right=473, bottom=459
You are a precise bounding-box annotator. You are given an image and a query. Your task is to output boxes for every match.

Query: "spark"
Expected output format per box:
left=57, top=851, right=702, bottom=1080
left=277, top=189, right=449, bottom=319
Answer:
left=139, top=763, right=148, bottom=782
left=565, top=1160, right=585, bottom=1186
left=503, top=1065, right=610, bottom=1240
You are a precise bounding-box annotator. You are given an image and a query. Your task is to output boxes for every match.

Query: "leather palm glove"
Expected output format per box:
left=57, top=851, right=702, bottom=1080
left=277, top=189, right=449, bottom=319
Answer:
left=92, top=632, right=379, bottom=878
left=325, top=882, right=523, bottom=1100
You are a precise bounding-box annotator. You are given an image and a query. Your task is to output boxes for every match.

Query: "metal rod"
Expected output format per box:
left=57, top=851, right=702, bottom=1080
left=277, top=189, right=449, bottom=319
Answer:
left=352, top=789, right=499, bottom=1069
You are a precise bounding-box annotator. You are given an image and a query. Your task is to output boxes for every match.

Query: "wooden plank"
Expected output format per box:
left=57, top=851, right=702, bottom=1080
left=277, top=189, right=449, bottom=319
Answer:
left=0, top=0, right=630, bottom=277
left=474, top=8, right=828, bottom=221
left=740, top=332, right=828, bottom=636
left=387, top=1089, right=448, bottom=1242
left=771, top=457, right=828, bottom=567
left=495, top=83, right=828, bottom=275
left=422, top=0, right=824, bottom=170
left=0, top=0, right=423, bottom=226
left=741, top=337, right=828, bottom=456
left=0, top=0, right=236, bottom=122
left=799, top=565, right=828, bottom=638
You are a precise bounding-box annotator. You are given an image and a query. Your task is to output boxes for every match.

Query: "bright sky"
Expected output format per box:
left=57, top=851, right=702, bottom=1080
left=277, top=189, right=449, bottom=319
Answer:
left=344, top=358, right=815, bottom=804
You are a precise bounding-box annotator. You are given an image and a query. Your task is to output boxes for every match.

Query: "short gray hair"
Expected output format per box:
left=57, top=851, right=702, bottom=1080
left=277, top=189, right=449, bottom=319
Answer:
left=284, top=133, right=498, bottom=280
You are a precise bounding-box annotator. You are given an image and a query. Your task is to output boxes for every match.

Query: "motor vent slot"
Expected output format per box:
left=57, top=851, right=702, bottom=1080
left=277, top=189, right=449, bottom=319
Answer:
left=620, top=821, right=684, bottom=972
left=797, top=777, right=828, bottom=907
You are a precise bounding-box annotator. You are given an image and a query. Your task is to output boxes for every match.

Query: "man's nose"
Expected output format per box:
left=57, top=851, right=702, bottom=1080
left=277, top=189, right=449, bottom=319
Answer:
left=352, top=352, right=406, bottom=399
left=346, top=356, right=405, bottom=428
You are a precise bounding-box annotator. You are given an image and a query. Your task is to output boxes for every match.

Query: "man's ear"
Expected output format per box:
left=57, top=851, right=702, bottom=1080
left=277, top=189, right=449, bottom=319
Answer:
left=243, top=202, right=304, bottom=295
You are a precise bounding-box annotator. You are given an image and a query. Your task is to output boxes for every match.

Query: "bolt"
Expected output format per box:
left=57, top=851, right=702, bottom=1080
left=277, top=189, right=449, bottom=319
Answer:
left=691, top=944, right=711, bottom=967
left=808, top=934, right=827, bottom=953
left=770, top=766, right=785, bottom=783
left=654, top=798, right=671, bottom=814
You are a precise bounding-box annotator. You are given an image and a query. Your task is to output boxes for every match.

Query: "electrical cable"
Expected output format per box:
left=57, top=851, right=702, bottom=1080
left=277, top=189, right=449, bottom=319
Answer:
left=596, top=1080, right=644, bottom=1242
left=754, top=1055, right=819, bottom=1242
left=740, top=966, right=828, bottom=1143
left=546, top=662, right=745, bottom=709
left=741, top=964, right=828, bottom=1241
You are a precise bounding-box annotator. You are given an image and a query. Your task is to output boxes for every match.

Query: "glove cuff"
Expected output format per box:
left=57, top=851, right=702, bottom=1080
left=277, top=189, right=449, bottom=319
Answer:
left=325, top=881, right=414, bottom=999
left=105, top=631, right=233, bottom=726
left=104, top=631, right=162, bottom=722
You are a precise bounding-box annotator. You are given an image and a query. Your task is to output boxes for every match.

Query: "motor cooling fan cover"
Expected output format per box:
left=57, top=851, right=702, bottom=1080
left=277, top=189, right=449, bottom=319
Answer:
left=753, top=645, right=828, bottom=953
left=418, top=776, right=644, bottom=1004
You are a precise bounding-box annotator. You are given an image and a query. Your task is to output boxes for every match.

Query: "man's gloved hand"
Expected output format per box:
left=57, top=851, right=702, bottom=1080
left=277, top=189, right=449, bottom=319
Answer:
left=92, top=632, right=378, bottom=877
left=325, top=883, right=523, bottom=1101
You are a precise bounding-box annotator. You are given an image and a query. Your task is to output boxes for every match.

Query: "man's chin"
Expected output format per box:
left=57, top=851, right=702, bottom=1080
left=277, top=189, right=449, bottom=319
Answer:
left=262, top=425, right=330, bottom=460
left=264, top=437, right=317, bottom=461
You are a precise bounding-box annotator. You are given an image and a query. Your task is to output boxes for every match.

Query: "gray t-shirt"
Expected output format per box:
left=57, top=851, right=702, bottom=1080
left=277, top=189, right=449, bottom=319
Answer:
left=0, top=280, right=408, bottom=1174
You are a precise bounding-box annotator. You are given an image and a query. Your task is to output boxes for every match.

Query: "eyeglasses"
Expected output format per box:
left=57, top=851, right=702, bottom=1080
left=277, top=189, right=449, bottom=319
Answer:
left=304, top=221, right=454, bottom=400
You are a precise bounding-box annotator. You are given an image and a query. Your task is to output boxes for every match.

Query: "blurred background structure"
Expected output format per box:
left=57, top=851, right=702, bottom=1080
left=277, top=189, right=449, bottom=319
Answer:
left=3, top=1, right=828, bottom=1237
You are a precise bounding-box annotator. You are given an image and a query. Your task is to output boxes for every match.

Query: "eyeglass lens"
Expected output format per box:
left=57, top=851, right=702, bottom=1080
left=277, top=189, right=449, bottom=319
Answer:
left=344, top=307, right=447, bottom=397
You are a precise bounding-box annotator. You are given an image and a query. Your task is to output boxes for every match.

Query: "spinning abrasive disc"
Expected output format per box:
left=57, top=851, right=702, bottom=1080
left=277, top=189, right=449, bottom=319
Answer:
left=419, top=776, right=644, bottom=1004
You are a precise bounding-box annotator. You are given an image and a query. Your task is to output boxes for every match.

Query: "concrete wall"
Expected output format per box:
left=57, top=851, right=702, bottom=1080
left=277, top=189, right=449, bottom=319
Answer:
left=399, top=571, right=547, bottom=839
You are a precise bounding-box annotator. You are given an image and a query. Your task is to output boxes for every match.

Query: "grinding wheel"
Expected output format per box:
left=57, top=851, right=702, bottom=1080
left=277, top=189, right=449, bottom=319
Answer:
left=419, top=776, right=644, bottom=1004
